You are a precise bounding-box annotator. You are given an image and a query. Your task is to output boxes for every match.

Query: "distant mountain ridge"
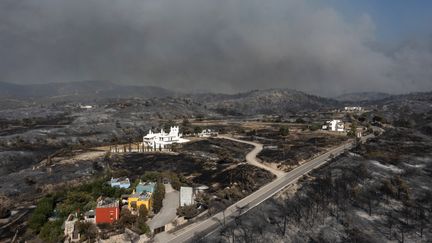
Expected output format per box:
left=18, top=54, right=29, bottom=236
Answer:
left=191, top=89, right=339, bottom=115
left=1, top=81, right=431, bottom=116
left=335, top=92, right=392, bottom=102
left=0, top=80, right=175, bottom=99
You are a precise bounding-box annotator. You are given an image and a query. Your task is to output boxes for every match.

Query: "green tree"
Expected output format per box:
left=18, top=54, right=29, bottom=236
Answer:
left=77, top=221, right=98, bottom=241
left=279, top=126, right=290, bottom=136
left=57, top=191, right=93, bottom=217
left=309, top=123, right=321, bottom=131
left=170, top=174, right=182, bottom=191
left=39, top=220, right=63, bottom=243
left=177, top=204, right=199, bottom=219
left=117, top=209, right=137, bottom=229
left=182, top=118, right=191, bottom=127
left=153, top=183, right=165, bottom=213
left=194, top=126, right=203, bottom=134
left=142, top=171, right=161, bottom=182
left=347, top=122, right=357, bottom=137
left=163, top=120, right=176, bottom=131
left=136, top=206, right=149, bottom=234
left=28, top=196, right=55, bottom=233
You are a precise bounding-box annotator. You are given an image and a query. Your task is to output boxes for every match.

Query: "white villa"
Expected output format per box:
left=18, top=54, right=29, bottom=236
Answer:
left=322, top=120, right=345, bottom=132
left=344, top=106, right=363, bottom=112
left=143, top=126, right=189, bottom=149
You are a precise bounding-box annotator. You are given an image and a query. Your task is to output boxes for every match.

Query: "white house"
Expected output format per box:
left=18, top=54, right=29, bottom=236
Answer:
left=180, top=186, right=194, bottom=206
left=344, top=106, right=363, bottom=112
left=143, top=126, right=189, bottom=149
left=197, top=129, right=218, bottom=138
left=79, top=105, right=93, bottom=109
left=322, top=120, right=345, bottom=132
left=110, top=177, right=131, bottom=189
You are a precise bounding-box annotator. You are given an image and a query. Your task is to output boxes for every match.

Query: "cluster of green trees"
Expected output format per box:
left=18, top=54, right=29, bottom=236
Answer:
left=56, top=177, right=129, bottom=218
left=28, top=176, right=130, bottom=242
left=140, top=170, right=185, bottom=191
left=38, top=220, right=63, bottom=242
left=115, top=204, right=150, bottom=235
left=177, top=204, right=199, bottom=219
left=77, top=221, right=98, bottom=241
left=27, top=171, right=187, bottom=241
left=28, top=196, right=64, bottom=242
left=28, top=196, right=55, bottom=233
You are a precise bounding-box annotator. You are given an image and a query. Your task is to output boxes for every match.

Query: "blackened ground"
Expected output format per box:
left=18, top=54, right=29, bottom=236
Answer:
left=111, top=139, right=273, bottom=213
left=180, top=138, right=254, bottom=162
left=252, top=129, right=348, bottom=170
left=207, top=127, right=432, bottom=243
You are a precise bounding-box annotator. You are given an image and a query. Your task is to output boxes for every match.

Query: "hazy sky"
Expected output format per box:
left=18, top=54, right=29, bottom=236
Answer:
left=0, top=0, right=431, bottom=96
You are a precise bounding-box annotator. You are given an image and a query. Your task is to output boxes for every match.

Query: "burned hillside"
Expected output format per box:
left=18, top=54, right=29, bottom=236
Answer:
left=242, top=128, right=349, bottom=171
left=208, top=127, right=432, bottom=242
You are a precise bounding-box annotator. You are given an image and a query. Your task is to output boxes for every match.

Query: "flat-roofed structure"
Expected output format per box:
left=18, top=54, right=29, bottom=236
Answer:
left=95, top=197, right=119, bottom=224
left=180, top=186, right=194, bottom=206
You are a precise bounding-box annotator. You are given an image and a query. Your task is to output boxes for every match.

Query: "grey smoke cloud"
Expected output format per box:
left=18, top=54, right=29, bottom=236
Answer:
left=0, top=0, right=431, bottom=96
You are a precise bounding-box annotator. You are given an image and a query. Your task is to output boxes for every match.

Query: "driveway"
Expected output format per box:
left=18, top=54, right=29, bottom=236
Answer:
left=218, top=135, right=286, bottom=178
left=148, top=183, right=179, bottom=230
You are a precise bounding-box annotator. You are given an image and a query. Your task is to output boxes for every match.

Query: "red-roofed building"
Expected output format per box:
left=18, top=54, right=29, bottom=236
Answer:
left=95, top=198, right=119, bottom=224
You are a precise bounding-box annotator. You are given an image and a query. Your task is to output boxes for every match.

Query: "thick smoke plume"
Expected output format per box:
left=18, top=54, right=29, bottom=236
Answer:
left=0, top=0, right=431, bottom=96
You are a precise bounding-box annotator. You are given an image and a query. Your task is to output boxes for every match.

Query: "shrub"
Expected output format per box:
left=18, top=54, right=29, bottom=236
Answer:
left=117, top=209, right=137, bottom=229
left=136, top=207, right=150, bottom=234
left=295, top=118, right=305, bottom=123
left=279, top=126, right=289, bottom=136
left=194, top=126, right=203, bottom=134
left=177, top=204, right=199, bottom=219
left=39, top=220, right=63, bottom=243
left=309, top=124, right=321, bottom=131
left=142, top=171, right=161, bottom=182
left=57, top=191, right=93, bottom=217
left=77, top=221, right=98, bottom=241
left=0, top=205, right=10, bottom=219
left=28, top=196, right=55, bottom=233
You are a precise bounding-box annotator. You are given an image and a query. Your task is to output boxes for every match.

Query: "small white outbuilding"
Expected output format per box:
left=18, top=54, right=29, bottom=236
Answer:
left=180, top=186, right=194, bottom=206
left=322, top=120, right=345, bottom=132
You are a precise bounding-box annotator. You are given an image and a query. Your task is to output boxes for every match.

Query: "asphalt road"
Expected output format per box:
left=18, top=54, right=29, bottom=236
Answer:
left=160, top=135, right=370, bottom=243
left=148, top=184, right=179, bottom=231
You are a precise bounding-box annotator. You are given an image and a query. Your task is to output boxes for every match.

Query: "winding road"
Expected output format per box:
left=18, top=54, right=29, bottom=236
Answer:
left=155, top=133, right=374, bottom=243
left=218, top=135, right=286, bottom=178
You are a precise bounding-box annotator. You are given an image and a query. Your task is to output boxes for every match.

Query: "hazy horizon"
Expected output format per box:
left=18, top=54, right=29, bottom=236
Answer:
left=1, top=0, right=431, bottom=96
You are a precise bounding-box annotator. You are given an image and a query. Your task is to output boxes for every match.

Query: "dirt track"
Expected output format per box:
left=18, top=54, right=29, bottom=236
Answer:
left=218, top=135, right=286, bottom=178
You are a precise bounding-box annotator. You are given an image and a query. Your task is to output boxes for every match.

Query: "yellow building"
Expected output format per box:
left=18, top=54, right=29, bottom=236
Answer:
left=128, top=191, right=153, bottom=211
